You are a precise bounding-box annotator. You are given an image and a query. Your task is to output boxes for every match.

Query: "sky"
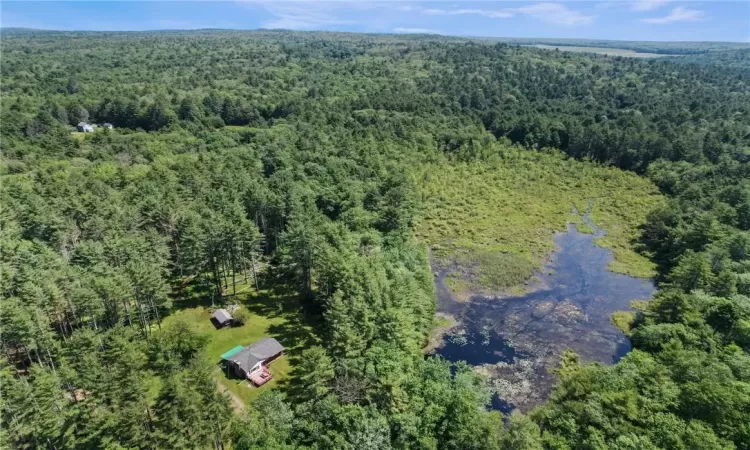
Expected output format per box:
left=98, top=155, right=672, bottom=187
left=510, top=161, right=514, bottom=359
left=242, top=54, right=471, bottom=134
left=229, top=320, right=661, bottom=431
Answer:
left=1, top=1, right=749, bottom=42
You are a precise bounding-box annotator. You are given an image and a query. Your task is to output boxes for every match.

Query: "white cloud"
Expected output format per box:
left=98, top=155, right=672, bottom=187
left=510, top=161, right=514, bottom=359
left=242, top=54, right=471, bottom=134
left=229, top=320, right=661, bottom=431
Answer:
left=240, top=1, right=398, bottom=30
left=396, top=5, right=417, bottom=12
left=422, top=8, right=513, bottom=19
left=245, top=1, right=431, bottom=30
left=513, top=3, right=594, bottom=26
left=244, top=2, right=360, bottom=30
left=241, top=1, right=593, bottom=31
left=631, top=0, right=670, bottom=12
left=393, top=27, right=441, bottom=34
left=642, top=6, right=705, bottom=24
left=420, top=2, right=592, bottom=26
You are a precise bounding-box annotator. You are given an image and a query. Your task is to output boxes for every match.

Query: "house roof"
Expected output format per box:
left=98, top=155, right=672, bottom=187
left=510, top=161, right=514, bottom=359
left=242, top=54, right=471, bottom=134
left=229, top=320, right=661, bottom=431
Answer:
left=211, top=308, right=233, bottom=324
left=230, top=338, right=284, bottom=373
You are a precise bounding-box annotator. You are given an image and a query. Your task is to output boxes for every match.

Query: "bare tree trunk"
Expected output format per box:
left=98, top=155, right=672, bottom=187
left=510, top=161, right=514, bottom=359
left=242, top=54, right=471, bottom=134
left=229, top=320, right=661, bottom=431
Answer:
left=231, top=246, right=237, bottom=297
left=123, top=299, right=133, bottom=328
left=145, top=406, right=155, bottom=450
left=239, top=240, right=248, bottom=282
left=221, top=257, right=229, bottom=291
left=33, top=347, right=46, bottom=369
left=54, top=312, right=68, bottom=341
left=212, top=257, right=222, bottom=297
left=139, top=300, right=150, bottom=336
left=46, top=348, right=58, bottom=378
left=135, top=297, right=147, bottom=336
left=66, top=294, right=78, bottom=331
left=250, top=252, right=259, bottom=291
left=214, top=421, right=224, bottom=450
left=148, top=296, right=162, bottom=330
left=173, top=231, right=183, bottom=277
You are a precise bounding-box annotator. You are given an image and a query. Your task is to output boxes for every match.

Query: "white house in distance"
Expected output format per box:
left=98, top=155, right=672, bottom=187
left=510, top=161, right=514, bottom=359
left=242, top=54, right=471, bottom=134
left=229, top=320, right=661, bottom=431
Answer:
left=76, top=122, right=94, bottom=132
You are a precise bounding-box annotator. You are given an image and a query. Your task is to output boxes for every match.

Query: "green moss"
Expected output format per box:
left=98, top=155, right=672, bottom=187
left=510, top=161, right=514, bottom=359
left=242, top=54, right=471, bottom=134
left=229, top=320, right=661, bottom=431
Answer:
left=433, top=316, right=451, bottom=329
left=444, top=275, right=474, bottom=301
left=456, top=249, right=535, bottom=292
left=611, top=311, right=637, bottom=335
left=570, top=215, right=596, bottom=234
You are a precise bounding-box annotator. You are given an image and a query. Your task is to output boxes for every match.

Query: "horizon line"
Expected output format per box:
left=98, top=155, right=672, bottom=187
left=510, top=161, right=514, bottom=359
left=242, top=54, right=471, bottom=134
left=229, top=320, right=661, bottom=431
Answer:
left=2, top=27, right=749, bottom=44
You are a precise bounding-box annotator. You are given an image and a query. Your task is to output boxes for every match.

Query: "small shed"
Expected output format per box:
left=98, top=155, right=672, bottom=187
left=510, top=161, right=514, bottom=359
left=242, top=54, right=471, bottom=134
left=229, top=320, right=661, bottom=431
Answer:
left=77, top=122, right=94, bottom=133
left=227, top=337, right=284, bottom=379
left=211, top=308, right=233, bottom=328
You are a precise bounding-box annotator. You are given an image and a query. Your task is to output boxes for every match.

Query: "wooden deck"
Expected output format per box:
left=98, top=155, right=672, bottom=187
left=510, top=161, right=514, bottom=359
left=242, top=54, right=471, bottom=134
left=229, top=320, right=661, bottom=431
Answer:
left=248, top=366, right=273, bottom=387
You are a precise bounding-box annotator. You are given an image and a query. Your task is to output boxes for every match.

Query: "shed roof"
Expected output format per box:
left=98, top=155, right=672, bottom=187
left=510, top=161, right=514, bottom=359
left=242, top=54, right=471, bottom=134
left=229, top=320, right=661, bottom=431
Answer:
left=211, top=308, right=233, bottom=324
left=221, top=345, right=245, bottom=360
left=230, top=338, right=284, bottom=373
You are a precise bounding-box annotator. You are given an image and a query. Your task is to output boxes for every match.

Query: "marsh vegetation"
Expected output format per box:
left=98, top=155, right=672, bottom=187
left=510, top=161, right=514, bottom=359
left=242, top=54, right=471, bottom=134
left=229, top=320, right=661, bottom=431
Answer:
left=417, top=149, right=662, bottom=300
left=433, top=207, right=657, bottom=411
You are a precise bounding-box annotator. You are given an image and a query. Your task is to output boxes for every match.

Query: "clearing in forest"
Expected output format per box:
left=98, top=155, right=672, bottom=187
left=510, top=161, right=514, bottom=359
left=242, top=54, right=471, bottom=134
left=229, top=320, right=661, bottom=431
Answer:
left=415, top=148, right=664, bottom=300
left=163, top=281, right=318, bottom=405
left=530, top=44, right=666, bottom=58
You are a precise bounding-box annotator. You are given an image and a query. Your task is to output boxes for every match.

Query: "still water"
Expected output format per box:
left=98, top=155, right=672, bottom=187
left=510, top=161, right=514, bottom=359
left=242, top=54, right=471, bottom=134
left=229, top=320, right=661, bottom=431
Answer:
left=433, top=212, right=655, bottom=412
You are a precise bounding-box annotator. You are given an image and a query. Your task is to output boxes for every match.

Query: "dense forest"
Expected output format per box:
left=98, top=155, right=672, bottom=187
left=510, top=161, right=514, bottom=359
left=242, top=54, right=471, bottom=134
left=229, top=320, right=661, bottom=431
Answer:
left=1, top=30, right=749, bottom=449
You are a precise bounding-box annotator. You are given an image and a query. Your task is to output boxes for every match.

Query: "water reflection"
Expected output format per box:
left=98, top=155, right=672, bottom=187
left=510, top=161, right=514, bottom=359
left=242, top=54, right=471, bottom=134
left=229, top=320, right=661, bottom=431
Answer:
left=433, top=213, right=655, bottom=412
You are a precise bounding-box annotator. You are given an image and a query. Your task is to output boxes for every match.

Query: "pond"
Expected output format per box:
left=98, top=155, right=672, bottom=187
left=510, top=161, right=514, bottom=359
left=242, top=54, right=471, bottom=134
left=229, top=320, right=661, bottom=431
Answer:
left=432, top=209, right=655, bottom=412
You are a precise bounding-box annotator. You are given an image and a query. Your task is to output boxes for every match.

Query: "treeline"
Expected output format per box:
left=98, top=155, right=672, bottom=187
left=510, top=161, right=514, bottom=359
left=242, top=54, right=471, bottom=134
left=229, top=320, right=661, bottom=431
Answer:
left=5, top=83, right=271, bottom=135
left=482, top=37, right=750, bottom=55
left=667, top=48, right=750, bottom=69
left=1, top=30, right=749, bottom=449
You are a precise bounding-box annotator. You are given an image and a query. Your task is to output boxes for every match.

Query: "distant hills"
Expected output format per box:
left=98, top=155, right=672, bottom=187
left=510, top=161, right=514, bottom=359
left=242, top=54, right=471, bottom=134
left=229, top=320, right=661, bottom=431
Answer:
left=2, top=27, right=748, bottom=55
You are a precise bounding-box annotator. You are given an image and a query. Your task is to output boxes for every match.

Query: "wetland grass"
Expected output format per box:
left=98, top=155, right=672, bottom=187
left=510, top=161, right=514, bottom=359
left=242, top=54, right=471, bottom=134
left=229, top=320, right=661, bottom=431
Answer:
left=416, top=149, right=664, bottom=298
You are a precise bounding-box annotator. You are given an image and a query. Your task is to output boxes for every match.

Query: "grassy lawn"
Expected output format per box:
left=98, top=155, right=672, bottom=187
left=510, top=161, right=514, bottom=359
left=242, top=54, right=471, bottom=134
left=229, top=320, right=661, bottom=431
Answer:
left=71, top=131, right=88, bottom=142
left=416, top=148, right=664, bottom=299
left=163, top=279, right=319, bottom=406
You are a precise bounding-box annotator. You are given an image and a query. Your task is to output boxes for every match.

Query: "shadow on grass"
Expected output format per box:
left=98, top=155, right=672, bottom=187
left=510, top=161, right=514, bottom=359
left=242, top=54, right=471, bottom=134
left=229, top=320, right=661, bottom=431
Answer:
left=244, top=276, right=323, bottom=404
left=170, top=273, right=275, bottom=312
left=169, top=274, right=218, bottom=311
left=266, top=313, right=320, bottom=403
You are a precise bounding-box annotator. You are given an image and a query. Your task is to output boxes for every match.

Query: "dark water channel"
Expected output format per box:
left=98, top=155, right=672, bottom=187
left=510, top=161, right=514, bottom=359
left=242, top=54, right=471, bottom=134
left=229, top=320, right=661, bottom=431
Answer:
left=433, top=209, right=656, bottom=412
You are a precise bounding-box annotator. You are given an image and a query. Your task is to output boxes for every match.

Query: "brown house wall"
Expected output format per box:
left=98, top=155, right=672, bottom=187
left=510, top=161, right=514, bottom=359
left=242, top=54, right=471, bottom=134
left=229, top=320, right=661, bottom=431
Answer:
left=264, top=351, right=284, bottom=365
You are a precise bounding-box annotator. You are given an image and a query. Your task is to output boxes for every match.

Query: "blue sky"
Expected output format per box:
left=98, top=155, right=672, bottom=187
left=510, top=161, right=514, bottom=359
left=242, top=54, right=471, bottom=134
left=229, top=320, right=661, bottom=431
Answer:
left=2, top=1, right=749, bottom=42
